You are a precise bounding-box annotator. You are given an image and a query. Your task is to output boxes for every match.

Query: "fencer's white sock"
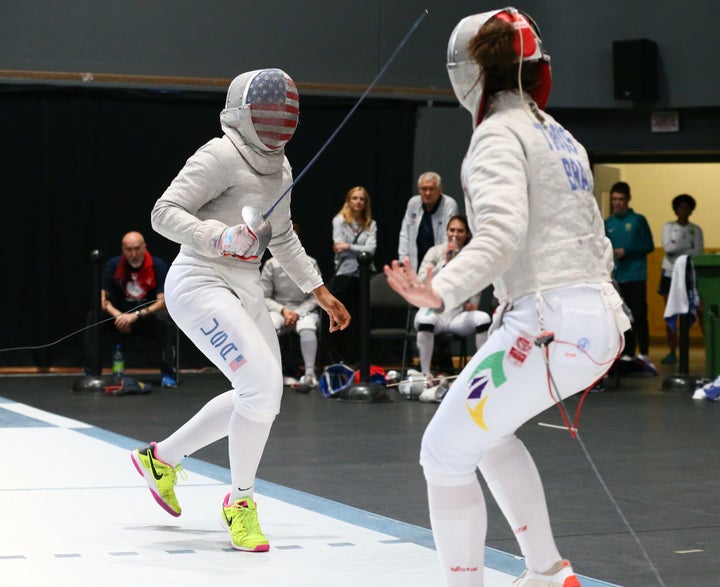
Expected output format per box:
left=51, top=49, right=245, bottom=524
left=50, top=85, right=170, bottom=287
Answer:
left=228, top=412, right=273, bottom=502
left=474, top=331, right=488, bottom=351
left=299, top=329, right=317, bottom=376
left=478, top=436, right=562, bottom=573
left=417, top=330, right=434, bottom=376
left=427, top=479, right=487, bottom=586
left=155, top=390, right=234, bottom=466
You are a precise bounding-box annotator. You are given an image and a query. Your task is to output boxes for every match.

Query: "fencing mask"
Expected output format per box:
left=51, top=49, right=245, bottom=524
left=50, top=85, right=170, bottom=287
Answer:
left=447, top=7, right=551, bottom=127
left=220, top=68, right=299, bottom=173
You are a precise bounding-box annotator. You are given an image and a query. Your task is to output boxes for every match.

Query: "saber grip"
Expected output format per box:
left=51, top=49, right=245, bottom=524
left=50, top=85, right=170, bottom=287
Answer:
left=241, top=206, right=272, bottom=259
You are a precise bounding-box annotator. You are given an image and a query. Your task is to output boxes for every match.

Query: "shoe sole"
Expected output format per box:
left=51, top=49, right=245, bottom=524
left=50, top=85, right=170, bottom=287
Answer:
left=232, top=543, right=270, bottom=553
left=516, top=572, right=580, bottom=587
left=131, top=452, right=181, bottom=517
left=219, top=518, right=270, bottom=552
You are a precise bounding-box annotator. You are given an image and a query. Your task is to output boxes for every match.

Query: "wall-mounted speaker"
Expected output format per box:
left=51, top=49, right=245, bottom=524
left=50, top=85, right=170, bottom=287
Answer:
left=613, top=39, right=658, bottom=102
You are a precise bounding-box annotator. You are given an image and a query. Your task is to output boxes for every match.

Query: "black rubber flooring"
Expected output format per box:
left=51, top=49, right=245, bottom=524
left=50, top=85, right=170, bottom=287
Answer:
left=1, top=349, right=716, bottom=587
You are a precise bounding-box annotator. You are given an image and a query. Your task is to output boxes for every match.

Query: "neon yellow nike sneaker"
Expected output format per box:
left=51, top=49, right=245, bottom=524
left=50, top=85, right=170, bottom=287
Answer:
left=221, top=493, right=270, bottom=552
left=131, top=442, right=185, bottom=517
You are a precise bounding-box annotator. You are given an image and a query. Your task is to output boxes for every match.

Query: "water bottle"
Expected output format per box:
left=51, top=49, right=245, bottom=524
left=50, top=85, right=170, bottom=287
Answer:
left=112, top=344, right=125, bottom=384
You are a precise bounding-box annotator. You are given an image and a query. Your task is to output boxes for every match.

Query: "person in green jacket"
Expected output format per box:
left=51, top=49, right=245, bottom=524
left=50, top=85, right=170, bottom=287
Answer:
left=604, top=181, right=656, bottom=372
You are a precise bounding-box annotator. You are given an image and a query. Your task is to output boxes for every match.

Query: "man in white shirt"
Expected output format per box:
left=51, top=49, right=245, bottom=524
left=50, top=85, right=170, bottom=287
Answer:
left=398, top=171, right=459, bottom=271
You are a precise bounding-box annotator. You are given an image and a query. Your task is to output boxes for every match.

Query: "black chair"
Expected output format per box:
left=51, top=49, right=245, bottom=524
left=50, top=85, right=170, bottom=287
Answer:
left=368, top=273, right=415, bottom=373
left=435, top=332, right=469, bottom=372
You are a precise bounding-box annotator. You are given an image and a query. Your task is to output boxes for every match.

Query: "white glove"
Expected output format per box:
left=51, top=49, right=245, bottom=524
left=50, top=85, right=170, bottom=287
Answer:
left=215, top=224, right=259, bottom=260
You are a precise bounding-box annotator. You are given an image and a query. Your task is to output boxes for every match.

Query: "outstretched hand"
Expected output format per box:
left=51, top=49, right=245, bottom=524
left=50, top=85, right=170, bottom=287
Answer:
left=384, top=257, right=443, bottom=310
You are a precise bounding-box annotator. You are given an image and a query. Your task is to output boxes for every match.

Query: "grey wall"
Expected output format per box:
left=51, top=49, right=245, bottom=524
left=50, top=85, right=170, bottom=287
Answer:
left=413, top=104, right=470, bottom=207
left=522, top=1, right=720, bottom=109
left=3, top=1, right=720, bottom=108
left=4, top=1, right=718, bottom=209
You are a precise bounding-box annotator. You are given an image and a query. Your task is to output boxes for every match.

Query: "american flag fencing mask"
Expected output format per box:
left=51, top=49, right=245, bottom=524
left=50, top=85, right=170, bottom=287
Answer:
left=243, top=69, right=299, bottom=150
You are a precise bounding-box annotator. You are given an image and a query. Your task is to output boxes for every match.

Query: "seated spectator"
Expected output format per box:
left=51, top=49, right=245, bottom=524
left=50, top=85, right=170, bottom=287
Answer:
left=398, top=171, right=458, bottom=271
left=261, top=224, right=321, bottom=387
left=414, top=215, right=491, bottom=379
left=92, top=231, right=177, bottom=387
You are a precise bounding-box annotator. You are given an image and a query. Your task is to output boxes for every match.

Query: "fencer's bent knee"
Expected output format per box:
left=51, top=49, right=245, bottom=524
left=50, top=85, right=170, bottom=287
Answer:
left=231, top=377, right=283, bottom=423
left=421, top=426, right=479, bottom=485
left=426, top=479, right=484, bottom=514
left=229, top=359, right=283, bottom=423
left=423, top=467, right=477, bottom=487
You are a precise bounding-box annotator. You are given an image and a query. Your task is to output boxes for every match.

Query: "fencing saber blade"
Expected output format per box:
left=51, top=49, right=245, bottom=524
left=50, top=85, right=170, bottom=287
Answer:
left=242, top=9, right=429, bottom=251
left=386, top=373, right=459, bottom=388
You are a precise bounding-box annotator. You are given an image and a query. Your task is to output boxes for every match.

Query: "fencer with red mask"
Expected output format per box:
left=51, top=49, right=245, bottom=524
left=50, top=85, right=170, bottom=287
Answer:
left=385, top=9, right=629, bottom=586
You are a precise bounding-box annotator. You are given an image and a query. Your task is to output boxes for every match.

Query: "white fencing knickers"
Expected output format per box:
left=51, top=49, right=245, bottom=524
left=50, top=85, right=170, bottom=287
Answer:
left=414, top=306, right=491, bottom=337
left=421, top=282, right=626, bottom=480
left=164, top=252, right=283, bottom=423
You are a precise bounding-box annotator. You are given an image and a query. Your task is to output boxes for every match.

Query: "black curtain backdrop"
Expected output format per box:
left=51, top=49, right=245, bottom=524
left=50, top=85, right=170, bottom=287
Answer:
left=0, top=85, right=416, bottom=367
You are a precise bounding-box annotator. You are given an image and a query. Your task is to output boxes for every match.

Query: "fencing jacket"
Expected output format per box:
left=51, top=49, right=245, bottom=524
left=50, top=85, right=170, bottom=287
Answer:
left=432, top=91, right=614, bottom=310
left=152, top=135, right=322, bottom=294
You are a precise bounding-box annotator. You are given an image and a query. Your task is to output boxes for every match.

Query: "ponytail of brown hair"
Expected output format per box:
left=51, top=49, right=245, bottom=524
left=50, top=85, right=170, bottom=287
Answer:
left=468, top=18, right=539, bottom=96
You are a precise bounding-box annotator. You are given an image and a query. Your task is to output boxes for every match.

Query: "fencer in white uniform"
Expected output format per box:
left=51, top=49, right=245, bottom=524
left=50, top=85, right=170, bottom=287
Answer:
left=385, top=9, right=630, bottom=587
left=130, top=69, right=349, bottom=553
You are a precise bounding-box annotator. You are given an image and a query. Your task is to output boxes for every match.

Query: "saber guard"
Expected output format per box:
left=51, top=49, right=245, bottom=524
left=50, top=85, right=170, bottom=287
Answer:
left=242, top=206, right=272, bottom=259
